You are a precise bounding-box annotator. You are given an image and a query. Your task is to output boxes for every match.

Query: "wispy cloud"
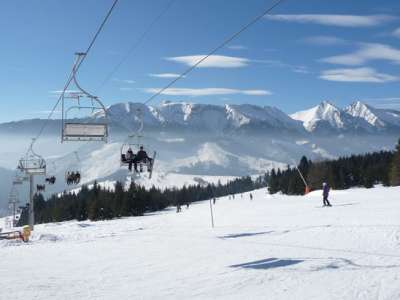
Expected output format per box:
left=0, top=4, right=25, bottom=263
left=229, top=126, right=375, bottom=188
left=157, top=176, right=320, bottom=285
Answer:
left=254, top=59, right=310, bottom=74
left=265, top=14, right=396, bottom=27
left=113, top=78, right=135, bottom=84
left=363, top=97, right=400, bottom=109
left=166, top=55, right=249, bottom=68
left=120, top=87, right=134, bottom=91
left=392, top=27, right=400, bottom=38
left=227, top=45, right=247, bottom=50
left=302, top=35, right=347, bottom=46
left=320, top=67, right=398, bottom=83
left=149, top=73, right=184, bottom=78
left=49, top=89, right=79, bottom=94
left=320, top=43, right=400, bottom=65
left=142, top=87, right=271, bottom=97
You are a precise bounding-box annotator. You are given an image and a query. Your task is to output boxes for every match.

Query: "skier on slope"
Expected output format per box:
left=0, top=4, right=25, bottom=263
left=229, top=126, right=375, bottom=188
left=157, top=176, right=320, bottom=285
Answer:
left=322, top=182, right=332, bottom=207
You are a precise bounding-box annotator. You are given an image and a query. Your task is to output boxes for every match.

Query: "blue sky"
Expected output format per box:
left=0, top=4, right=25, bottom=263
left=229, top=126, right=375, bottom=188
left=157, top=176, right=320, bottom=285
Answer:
left=1, top=0, right=400, bottom=122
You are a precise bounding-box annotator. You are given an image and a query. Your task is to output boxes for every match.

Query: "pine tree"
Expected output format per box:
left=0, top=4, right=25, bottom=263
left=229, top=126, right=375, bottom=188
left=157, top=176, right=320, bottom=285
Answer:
left=390, top=139, right=400, bottom=186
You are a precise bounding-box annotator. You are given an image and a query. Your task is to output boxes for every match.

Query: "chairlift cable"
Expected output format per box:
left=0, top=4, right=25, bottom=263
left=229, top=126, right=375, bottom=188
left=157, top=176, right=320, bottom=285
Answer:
left=143, top=0, right=286, bottom=105
left=96, top=0, right=177, bottom=92
left=29, top=0, right=120, bottom=150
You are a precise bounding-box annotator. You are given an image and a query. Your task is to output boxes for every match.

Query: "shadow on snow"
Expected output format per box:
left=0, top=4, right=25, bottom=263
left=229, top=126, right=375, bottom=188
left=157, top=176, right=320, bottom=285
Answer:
left=230, top=258, right=303, bottom=270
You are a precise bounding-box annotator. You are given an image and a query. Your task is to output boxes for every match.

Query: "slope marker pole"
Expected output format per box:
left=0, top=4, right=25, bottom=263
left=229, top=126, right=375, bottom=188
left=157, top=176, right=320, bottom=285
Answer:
left=209, top=198, right=215, bottom=228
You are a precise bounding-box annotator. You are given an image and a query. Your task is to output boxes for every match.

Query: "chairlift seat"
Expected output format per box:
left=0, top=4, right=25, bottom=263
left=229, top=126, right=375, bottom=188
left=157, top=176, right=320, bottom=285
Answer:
left=18, top=159, right=46, bottom=175
left=63, top=123, right=108, bottom=142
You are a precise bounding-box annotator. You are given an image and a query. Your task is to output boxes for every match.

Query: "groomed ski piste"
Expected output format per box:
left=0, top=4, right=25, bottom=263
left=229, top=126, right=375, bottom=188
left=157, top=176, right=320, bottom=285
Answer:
left=1, top=185, right=400, bottom=300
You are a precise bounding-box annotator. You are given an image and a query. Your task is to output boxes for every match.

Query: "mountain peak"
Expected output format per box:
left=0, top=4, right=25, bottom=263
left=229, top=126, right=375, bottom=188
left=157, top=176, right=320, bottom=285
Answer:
left=344, top=101, right=384, bottom=128
left=291, top=101, right=343, bottom=132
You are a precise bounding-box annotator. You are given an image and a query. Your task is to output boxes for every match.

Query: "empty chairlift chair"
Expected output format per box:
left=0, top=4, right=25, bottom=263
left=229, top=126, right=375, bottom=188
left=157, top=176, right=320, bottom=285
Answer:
left=61, top=53, right=108, bottom=143
left=18, top=140, right=46, bottom=176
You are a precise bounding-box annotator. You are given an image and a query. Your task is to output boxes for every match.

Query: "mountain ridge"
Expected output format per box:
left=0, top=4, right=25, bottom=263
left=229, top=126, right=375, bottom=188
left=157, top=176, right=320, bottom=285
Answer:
left=0, top=101, right=399, bottom=136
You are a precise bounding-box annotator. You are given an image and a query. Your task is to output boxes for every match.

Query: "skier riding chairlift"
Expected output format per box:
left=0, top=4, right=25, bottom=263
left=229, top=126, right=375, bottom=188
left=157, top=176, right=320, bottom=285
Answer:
left=66, top=171, right=81, bottom=185
left=125, top=146, right=153, bottom=173
left=45, top=176, right=56, bottom=185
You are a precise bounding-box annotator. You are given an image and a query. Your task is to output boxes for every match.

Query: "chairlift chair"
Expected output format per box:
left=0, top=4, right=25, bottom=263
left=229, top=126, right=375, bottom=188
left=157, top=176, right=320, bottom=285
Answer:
left=65, top=151, right=82, bottom=185
left=61, top=53, right=108, bottom=143
left=45, top=162, right=57, bottom=185
left=120, top=134, right=156, bottom=177
left=18, top=140, right=46, bottom=176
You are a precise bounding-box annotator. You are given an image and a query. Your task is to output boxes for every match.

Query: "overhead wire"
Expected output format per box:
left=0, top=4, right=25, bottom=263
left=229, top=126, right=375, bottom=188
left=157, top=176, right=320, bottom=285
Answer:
left=143, top=0, right=286, bottom=105
left=24, top=0, right=286, bottom=168
left=96, top=0, right=177, bottom=92
left=30, top=0, right=120, bottom=150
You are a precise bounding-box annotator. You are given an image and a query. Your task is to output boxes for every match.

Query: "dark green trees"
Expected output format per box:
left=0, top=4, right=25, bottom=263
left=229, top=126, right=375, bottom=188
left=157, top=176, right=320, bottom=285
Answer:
left=390, top=139, right=400, bottom=186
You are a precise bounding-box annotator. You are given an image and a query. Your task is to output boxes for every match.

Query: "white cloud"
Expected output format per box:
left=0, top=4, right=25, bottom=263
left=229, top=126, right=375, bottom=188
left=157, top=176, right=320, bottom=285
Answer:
left=122, top=79, right=135, bottom=84
left=148, top=73, right=184, bottom=78
left=392, top=27, right=400, bottom=38
left=113, top=78, right=135, bottom=84
left=49, top=89, right=79, bottom=94
left=142, top=87, right=271, bottom=97
left=166, top=55, right=249, bottom=68
left=227, top=45, right=247, bottom=50
left=266, top=14, right=395, bottom=27
left=321, top=43, right=400, bottom=65
left=302, top=35, right=347, bottom=46
left=363, top=97, right=400, bottom=109
left=320, top=67, right=398, bottom=83
left=254, top=59, right=310, bottom=74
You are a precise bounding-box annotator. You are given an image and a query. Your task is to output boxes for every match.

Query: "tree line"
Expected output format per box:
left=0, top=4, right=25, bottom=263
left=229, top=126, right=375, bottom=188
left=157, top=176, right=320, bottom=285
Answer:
left=18, top=175, right=267, bottom=225
left=268, top=139, right=400, bottom=195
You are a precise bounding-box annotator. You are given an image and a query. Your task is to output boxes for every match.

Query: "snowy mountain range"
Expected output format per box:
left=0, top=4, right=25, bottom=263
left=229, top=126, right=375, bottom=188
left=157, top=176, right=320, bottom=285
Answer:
left=1, top=100, right=399, bottom=136
left=102, top=101, right=305, bottom=134
left=291, top=101, right=400, bottom=134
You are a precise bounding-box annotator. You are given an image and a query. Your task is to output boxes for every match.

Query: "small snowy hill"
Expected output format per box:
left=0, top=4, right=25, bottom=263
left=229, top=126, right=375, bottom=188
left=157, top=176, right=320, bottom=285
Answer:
left=1, top=185, right=400, bottom=299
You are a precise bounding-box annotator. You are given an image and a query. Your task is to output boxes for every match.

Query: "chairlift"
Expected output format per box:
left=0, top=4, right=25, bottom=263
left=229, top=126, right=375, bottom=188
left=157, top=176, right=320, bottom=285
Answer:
left=65, top=151, right=82, bottom=185
left=61, top=53, right=108, bottom=142
left=45, top=162, right=57, bottom=185
left=18, top=139, right=46, bottom=175
left=120, top=109, right=156, bottom=178
left=36, top=184, right=46, bottom=192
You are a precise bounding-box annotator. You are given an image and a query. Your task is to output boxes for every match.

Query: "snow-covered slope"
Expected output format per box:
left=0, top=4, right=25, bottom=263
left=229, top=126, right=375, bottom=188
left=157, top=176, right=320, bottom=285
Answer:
left=174, top=142, right=287, bottom=175
left=1, top=185, right=400, bottom=299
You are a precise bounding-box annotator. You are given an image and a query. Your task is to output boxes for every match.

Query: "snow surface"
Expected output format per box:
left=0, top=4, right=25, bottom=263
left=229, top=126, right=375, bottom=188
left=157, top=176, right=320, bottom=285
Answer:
left=1, top=186, right=400, bottom=299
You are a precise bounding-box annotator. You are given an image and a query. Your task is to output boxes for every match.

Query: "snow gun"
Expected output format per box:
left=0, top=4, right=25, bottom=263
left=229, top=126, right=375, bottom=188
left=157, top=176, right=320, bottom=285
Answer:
left=0, top=225, right=31, bottom=242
